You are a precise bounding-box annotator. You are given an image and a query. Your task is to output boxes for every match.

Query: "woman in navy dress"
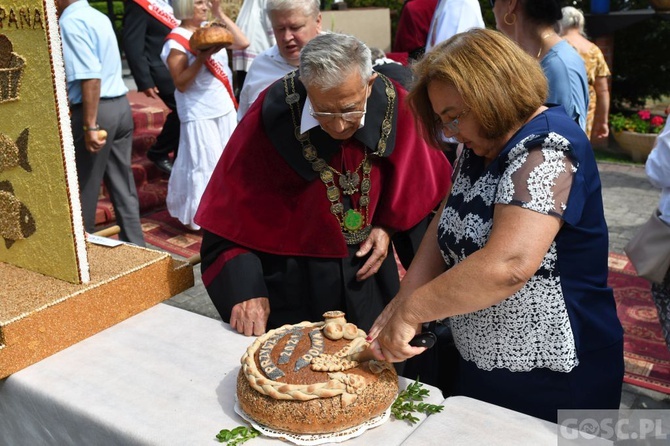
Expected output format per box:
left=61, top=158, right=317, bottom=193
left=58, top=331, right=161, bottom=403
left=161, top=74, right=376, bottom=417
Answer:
left=368, top=28, right=623, bottom=423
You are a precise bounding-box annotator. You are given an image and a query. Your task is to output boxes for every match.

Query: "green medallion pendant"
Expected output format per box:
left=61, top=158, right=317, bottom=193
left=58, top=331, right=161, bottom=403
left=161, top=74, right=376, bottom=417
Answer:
left=343, top=209, right=364, bottom=231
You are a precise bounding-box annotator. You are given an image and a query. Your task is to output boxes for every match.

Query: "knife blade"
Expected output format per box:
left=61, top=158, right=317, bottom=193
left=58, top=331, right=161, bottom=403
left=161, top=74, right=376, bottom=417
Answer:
left=348, top=331, right=437, bottom=363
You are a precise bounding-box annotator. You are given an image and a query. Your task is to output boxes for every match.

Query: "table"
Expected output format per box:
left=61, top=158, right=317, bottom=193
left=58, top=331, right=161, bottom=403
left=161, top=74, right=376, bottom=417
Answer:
left=403, top=396, right=560, bottom=446
left=0, top=304, right=443, bottom=445
left=0, top=304, right=561, bottom=445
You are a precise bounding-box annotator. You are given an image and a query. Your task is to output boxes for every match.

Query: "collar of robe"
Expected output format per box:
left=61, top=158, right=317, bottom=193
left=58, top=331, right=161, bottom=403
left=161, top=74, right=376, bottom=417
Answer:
left=262, top=70, right=399, bottom=182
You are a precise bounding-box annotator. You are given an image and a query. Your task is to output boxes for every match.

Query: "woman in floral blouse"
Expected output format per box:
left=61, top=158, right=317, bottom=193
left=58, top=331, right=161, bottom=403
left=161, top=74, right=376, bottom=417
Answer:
left=368, top=29, right=623, bottom=423
left=559, top=6, right=612, bottom=142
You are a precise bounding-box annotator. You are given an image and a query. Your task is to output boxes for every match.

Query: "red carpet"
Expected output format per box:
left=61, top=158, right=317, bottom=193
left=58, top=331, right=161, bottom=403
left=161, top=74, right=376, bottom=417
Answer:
left=141, top=209, right=201, bottom=259
left=609, top=253, right=670, bottom=394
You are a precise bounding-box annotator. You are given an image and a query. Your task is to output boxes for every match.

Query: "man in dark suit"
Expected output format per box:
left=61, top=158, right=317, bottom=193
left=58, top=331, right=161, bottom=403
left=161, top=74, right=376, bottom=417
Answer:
left=122, top=0, right=180, bottom=174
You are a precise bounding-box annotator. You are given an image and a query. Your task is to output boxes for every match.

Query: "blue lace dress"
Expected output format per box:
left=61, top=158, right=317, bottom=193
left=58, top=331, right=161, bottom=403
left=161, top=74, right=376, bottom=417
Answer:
left=438, top=106, right=623, bottom=422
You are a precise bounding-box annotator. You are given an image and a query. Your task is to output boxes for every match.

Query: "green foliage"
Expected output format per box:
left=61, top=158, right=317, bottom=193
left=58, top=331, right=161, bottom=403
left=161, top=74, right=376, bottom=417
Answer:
left=391, top=378, right=444, bottom=424
left=610, top=18, right=670, bottom=108
left=610, top=110, right=666, bottom=133
left=215, top=425, right=260, bottom=445
left=569, top=1, right=670, bottom=108
left=89, top=1, right=124, bottom=45
left=89, top=0, right=124, bottom=27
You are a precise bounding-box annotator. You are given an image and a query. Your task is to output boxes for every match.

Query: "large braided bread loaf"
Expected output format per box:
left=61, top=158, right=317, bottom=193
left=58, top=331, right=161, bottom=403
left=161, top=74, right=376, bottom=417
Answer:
left=236, top=311, right=398, bottom=434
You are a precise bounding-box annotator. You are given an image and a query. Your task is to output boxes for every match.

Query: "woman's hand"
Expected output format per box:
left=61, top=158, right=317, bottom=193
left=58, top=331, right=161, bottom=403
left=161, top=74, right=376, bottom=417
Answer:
left=368, top=308, right=426, bottom=363
left=367, top=294, right=404, bottom=340
left=196, top=44, right=224, bottom=63
left=355, top=226, right=391, bottom=281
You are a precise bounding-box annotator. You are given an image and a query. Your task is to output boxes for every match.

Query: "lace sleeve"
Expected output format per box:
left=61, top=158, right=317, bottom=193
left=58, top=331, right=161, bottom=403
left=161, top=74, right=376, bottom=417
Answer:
left=495, top=133, right=576, bottom=218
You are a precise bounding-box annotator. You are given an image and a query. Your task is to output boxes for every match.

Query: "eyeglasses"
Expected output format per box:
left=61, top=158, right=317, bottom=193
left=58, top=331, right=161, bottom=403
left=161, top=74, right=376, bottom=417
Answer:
left=437, top=108, right=469, bottom=135
left=309, top=86, right=368, bottom=123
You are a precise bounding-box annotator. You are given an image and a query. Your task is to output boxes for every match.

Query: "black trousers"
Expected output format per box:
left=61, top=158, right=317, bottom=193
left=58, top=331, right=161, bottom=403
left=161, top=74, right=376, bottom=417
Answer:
left=146, top=64, right=180, bottom=162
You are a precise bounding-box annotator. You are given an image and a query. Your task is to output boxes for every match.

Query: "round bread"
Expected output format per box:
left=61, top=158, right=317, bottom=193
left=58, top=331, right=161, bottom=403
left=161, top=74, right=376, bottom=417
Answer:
left=236, top=313, right=398, bottom=435
left=189, top=22, right=233, bottom=51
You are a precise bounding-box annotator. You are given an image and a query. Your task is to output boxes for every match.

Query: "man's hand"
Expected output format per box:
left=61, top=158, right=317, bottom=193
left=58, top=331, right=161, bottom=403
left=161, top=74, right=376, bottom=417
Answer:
left=84, top=129, right=107, bottom=153
left=355, top=226, right=391, bottom=281
left=230, top=298, right=270, bottom=336
left=141, top=87, right=160, bottom=99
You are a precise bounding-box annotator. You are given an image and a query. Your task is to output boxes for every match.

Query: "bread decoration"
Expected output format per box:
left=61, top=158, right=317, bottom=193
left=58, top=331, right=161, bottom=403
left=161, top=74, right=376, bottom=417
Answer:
left=0, top=33, right=26, bottom=103
left=189, top=21, right=233, bottom=51
left=0, top=34, right=13, bottom=68
left=237, top=312, right=398, bottom=435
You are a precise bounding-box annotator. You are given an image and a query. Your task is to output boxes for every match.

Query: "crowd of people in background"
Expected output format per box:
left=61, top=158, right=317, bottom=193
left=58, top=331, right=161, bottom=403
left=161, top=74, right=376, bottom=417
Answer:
left=57, top=0, right=670, bottom=425
left=68, top=0, right=616, bottom=245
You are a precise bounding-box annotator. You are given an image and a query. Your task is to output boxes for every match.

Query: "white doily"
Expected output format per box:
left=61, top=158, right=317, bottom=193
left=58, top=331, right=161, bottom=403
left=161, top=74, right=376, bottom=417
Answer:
left=234, top=400, right=391, bottom=445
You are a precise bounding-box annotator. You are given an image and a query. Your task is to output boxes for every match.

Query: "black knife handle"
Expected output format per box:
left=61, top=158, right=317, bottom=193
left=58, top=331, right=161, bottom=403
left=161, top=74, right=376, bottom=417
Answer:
left=409, top=332, right=437, bottom=349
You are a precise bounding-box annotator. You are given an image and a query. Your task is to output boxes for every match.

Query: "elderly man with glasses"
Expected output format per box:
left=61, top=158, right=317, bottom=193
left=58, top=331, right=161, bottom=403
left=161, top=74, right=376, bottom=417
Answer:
left=195, top=33, right=451, bottom=337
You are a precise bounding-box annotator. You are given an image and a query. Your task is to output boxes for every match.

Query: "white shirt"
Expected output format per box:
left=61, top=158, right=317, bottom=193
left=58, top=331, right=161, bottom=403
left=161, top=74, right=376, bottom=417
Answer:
left=237, top=45, right=296, bottom=121
left=646, top=119, right=670, bottom=225
left=231, top=0, right=275, bottom=72
left=425, top=0, right=485, bottom=53
left=160, top=27, right=235, bottom=122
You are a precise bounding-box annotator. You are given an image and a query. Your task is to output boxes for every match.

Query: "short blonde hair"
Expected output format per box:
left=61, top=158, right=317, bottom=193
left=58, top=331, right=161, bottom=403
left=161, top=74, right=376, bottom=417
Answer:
left=172, top=0, right=194, bottom=20
left=408, top=28, right=547, bottom=149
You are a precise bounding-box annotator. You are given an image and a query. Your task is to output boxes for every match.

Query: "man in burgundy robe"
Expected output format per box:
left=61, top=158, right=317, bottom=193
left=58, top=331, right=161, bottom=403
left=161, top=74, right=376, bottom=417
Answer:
left=195, top=33, right=451, bottom=336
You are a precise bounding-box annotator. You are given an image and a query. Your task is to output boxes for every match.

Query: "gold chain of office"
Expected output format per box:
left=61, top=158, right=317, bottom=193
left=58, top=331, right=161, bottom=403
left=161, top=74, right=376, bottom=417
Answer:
left=282, top=70, right=395, bottom=245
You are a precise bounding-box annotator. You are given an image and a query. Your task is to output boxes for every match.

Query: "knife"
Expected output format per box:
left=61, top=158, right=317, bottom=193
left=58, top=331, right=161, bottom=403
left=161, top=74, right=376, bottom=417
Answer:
left=347, top=331, right=437, bottom=363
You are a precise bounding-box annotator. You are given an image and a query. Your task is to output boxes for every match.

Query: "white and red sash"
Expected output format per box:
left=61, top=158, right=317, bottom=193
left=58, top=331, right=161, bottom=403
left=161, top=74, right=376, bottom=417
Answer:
left=166, top=31, right=238, bottom=109
left=132, top=0, right=180, bottom=29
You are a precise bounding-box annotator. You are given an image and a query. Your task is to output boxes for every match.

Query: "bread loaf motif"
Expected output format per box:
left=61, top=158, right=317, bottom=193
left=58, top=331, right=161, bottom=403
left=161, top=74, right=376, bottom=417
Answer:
left=189, top=21, right=233, bottom=51
left=0, top=34, right=26, bottom=103
left=237, top=311, right=398, bottom=435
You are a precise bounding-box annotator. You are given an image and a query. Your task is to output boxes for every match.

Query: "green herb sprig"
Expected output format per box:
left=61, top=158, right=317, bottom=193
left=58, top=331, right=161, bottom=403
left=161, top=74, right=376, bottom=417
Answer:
left=391, top=379, right=444, bottom=424
left=215, top=425, right=260, bottom=445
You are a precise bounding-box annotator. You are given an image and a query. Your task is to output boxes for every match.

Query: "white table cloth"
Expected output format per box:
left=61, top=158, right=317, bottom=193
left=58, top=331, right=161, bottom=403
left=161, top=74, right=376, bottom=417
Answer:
left=0, top=304, right=443, bottom=446
left=0, top=303, right=563, bottom=445
left=402, top=395, right=559, bottom=445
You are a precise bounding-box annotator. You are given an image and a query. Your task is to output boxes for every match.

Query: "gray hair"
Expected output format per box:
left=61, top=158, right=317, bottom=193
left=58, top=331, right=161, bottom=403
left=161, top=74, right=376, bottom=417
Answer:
left=267, top=0, right=320, bottom=18
left=299, top=33, right=373, bottom=90
left=559, top=6, right=586, bottom=36
left=172, top=0, right=194, bottom=20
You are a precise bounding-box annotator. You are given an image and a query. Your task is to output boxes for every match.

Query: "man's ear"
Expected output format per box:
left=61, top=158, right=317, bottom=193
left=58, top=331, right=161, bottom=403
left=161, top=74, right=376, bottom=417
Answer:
left=315, top=13, right=322, bottom=33
left=367, top=72, right=378, bottom=93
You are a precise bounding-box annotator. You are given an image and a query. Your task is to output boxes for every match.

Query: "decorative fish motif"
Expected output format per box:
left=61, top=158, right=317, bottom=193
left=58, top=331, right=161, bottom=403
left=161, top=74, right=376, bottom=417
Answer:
left=0, top=128, right=31, bottom=173
left=0, top=180, right=35, bottom=249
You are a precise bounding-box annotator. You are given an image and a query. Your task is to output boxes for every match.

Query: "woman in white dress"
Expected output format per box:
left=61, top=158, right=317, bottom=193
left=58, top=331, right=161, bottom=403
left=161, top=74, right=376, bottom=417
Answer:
left=161, top=0, right=248, bottom=230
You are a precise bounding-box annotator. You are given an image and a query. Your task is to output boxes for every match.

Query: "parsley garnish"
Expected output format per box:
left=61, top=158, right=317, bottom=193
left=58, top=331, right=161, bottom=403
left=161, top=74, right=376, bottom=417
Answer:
left=215, top=425, right=260, bottom=445
left=391, top=379, right=444, bottom=424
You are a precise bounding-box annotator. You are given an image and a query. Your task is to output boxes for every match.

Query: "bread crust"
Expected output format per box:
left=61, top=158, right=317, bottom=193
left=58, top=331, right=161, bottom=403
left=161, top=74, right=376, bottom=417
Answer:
left=236, top=317, right=399, bottom=435
left=189, top=23, right=233, bottom=50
